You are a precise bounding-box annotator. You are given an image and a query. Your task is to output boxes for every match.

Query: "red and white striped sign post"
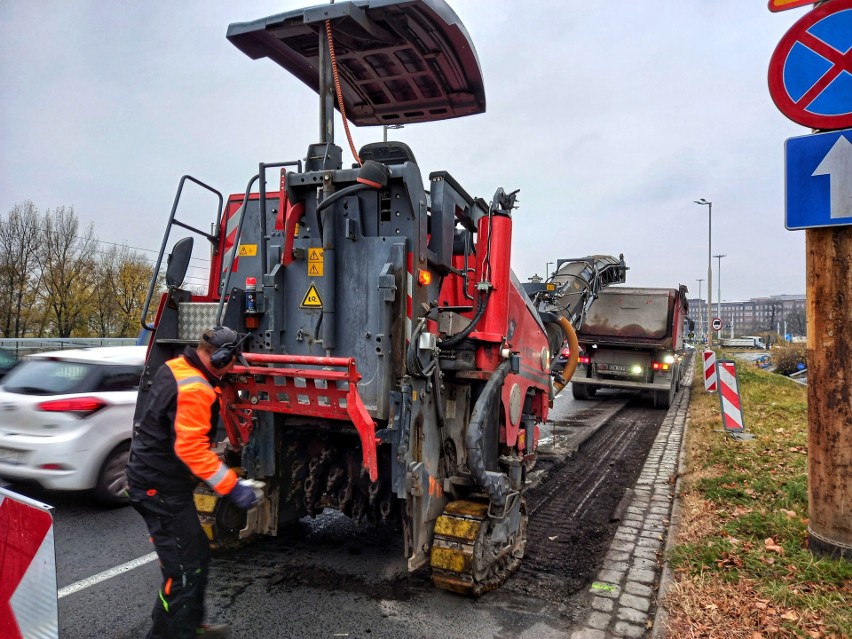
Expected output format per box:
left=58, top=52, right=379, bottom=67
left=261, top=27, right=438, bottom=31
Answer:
left=0, top=488, right=58, bottom=639
left=716, top=359, right=749, bottom=436
left=703, top=350, right=717, bottom=392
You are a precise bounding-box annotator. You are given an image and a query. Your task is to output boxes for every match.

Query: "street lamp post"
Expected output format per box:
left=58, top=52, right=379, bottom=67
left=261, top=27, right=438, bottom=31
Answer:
left=694, top=199, right=713, bottom=347
left=697, top=278, right=704, bottom=338
left=714, top=254, right=727, bottom=327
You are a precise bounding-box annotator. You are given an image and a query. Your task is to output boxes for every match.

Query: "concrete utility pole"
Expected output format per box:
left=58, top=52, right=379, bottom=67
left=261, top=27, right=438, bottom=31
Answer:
left=697, top=278, right=704, bottom=338
left=695, top=199, right=713, bottom=347
left=806, top=227, right=851, bottom=560
left=714, top=254, right=727, bottom=320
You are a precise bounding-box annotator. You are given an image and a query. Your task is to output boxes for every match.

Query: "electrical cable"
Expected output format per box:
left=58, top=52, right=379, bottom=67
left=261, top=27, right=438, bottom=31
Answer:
left=325, top=20, right=362, bottom=166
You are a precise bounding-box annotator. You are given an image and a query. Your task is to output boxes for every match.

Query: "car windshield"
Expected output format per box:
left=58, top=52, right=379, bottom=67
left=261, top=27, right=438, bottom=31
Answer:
left=2, top=359, right=96, bottom=395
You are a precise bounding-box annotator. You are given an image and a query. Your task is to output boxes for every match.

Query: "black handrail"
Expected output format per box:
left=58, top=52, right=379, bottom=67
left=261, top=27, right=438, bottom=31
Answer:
left=140, top=175, right=224, bottom=331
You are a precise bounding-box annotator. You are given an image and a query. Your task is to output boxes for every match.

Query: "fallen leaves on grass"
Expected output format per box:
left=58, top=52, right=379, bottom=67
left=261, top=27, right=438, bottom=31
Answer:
left=764, top=538, right=785, bottom=556
left=663, top=576, right=840, bottom=639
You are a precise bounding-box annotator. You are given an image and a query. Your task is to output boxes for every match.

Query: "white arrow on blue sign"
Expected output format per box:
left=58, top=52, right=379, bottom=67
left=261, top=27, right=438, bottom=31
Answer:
left=786, top=128, right=852, bottom=230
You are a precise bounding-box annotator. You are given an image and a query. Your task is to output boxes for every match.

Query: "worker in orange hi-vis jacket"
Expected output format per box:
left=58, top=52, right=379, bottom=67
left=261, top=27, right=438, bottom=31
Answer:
left=126, top=326, right=256, bottom=639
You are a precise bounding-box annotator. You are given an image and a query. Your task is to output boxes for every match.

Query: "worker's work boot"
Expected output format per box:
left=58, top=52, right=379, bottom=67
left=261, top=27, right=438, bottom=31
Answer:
left=197, top=623, right=231, bottom=638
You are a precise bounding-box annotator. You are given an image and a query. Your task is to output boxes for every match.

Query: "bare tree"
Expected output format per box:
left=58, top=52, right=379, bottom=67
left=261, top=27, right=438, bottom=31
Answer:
left=37, top=206, right=99, bottom=337
left=0, top=201, right=45, bottom=337
left=90, top=245, right=122, bottom=338
left=755, top=301, right=781, bottom=334
left=786, top=309, right=807, bottom=337
left=92, top=244, right=155, bottom=337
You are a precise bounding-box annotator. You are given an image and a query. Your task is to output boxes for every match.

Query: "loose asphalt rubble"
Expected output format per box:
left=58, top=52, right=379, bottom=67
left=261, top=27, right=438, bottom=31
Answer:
left=562, top=365, right=693, bottom=639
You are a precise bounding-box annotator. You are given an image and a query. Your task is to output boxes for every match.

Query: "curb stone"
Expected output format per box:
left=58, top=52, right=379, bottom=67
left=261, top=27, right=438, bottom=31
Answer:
left=570, top=361, right=693, bottom=639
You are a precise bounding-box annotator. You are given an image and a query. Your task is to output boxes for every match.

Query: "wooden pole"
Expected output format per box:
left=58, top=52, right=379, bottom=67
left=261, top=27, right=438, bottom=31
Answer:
left=806, top=226, right=852, bottom=560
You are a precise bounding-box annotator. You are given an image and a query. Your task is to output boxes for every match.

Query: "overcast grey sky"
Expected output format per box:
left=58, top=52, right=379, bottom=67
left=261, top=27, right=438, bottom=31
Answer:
left=0, top=1, right=812, bottom=301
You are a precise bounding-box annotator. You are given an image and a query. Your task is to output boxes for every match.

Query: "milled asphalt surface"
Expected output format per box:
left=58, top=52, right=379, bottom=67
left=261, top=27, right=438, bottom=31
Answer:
left=566, top=365, right=693, bottom=639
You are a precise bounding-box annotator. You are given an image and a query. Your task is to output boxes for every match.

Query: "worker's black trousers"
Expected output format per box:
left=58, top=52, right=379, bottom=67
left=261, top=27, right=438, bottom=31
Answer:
left=129, top=487, right=211, bottom=639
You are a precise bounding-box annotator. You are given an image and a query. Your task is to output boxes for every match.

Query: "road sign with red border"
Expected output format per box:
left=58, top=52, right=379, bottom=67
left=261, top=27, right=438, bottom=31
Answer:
left=768, top=0, right=852, bottom=130
left=712, top=317, right=723, bottom=331
left=768, top=0, right=818, bottom=12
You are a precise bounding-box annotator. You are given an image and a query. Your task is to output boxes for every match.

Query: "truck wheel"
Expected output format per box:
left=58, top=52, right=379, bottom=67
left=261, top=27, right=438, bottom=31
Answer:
left=572, top=383, right=590, bottom=400
left=587, top=386, right=598, bottom=397
left=95, top=442, right=130, bottom=506
left=654, top=386, right=673, bottom=410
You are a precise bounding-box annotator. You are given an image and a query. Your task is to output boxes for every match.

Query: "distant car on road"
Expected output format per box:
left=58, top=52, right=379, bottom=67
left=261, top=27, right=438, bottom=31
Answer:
left=0, top=346, right=145, bottom=504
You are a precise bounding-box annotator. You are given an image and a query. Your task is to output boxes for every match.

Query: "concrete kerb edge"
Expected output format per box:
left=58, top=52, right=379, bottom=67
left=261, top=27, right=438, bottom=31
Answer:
left=650, top=364, right=693, bottom=639
left=570, top=356, right=693, bottom=639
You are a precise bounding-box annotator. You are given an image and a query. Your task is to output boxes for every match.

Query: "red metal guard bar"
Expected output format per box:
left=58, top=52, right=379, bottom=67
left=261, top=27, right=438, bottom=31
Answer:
left=219, top=353, right=379, bottom=481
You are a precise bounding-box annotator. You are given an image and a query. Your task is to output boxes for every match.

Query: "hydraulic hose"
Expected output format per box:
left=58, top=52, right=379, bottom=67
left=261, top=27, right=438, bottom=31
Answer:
left=437, top=288, right=491, bottom=349
left=553, top=317, right=580, bottom=395
left=465, top=360, right=513, bottom=509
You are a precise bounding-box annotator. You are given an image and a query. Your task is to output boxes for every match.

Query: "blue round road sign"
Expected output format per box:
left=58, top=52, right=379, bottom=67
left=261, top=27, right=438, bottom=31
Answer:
left=768, top=0, right=852, bottom=130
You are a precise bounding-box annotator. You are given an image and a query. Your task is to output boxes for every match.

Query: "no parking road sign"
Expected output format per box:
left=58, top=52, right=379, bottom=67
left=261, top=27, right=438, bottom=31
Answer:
left=768, top=0, right=852, bottom=130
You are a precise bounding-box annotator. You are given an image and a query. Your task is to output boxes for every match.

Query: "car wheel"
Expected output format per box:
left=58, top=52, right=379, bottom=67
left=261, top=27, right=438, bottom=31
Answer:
left=95, top=442, right=130, bottom=505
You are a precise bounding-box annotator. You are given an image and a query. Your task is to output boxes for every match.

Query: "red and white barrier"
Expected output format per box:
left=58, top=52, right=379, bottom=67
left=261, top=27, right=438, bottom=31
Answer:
left=703, top=350, right=717, bottom=392
left=0, top=488, right=58, bottom=639
left=716, top=359, right=745, bottom=433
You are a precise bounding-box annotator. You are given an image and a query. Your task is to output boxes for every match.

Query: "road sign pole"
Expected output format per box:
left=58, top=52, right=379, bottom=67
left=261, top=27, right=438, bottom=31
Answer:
left=769, top=0, right=852, bottom=560
left=806, top=226, right=852, bottom=559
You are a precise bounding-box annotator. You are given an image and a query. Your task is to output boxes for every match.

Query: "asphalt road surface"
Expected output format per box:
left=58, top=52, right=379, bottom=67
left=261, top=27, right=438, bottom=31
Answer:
left=3, top=386, right=668, bottom=639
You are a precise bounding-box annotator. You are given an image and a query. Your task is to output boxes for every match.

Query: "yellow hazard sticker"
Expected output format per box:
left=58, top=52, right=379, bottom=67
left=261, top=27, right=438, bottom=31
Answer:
left=301, top=284, right=323, bottom=308
left=238, top=244, right=257, bottom=257
left=307, top=248, right=324, bottom=276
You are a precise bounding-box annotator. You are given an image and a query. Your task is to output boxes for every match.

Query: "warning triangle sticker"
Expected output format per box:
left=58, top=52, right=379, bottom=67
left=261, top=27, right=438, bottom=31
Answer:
left=300, top=284, right=323, bottom=308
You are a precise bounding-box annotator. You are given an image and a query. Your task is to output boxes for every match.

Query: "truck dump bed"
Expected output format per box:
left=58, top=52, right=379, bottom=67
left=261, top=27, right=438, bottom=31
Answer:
left=576, top=287, right=682, bottom=351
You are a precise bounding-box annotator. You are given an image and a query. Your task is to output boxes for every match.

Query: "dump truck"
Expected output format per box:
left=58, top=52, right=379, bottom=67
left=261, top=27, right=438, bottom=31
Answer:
left=136, top=0, right=628, bottom=596
left=720, top=336, right=766, bottom=349
left=569, top=285, right=689, bottom=408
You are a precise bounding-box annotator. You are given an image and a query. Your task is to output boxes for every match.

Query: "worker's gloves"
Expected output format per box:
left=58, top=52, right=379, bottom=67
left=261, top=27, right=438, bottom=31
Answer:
left=229, top=479, right=258, bottom=510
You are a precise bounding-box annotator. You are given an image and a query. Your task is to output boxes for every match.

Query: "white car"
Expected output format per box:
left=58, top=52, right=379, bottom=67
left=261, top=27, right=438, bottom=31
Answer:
left=0, top=346, right=146, bottom=504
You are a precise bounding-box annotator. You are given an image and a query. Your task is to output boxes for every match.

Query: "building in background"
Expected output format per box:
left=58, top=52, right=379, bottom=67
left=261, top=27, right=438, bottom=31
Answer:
left=688, top=294, right=806, bottom=338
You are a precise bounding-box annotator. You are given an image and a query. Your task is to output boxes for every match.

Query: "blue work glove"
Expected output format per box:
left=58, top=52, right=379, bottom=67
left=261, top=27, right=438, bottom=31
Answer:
left=228, top=479, right=257, bottom=510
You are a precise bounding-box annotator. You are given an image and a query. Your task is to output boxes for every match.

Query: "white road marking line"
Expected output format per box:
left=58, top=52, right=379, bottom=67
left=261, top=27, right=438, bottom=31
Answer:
left=58, top=552, right=158, bottom=599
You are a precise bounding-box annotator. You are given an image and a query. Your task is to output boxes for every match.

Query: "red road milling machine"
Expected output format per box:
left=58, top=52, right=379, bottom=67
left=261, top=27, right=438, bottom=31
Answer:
left=137, top=0, right=627, bottom=596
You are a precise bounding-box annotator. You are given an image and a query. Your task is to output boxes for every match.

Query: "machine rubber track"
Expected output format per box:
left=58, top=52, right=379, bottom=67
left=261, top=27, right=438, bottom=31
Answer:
left=430, top=499, right=528, bottom=597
